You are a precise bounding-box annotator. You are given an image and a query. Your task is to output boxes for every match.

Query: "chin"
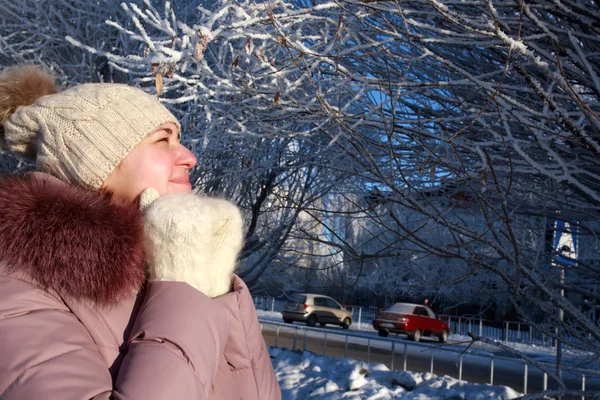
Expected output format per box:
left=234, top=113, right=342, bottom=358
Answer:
left=168, top=182, right=192, bottom=194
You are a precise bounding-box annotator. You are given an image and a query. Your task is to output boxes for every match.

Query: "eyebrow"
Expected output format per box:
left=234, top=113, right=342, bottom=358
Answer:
left=165, top=126, right=182, bottom=139
left=150, top=127, right=180, bottom=139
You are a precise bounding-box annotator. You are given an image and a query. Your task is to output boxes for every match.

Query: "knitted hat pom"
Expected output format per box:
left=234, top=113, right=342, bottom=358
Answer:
left=0, top=65, right=58, bottom=160
left=0, top=65, right=179, bottom=189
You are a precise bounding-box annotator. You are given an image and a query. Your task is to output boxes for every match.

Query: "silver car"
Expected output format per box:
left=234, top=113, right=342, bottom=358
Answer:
left=282, top=293, right=352, bottom=329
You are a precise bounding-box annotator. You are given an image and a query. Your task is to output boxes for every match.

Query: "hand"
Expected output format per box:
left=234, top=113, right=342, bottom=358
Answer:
left=141, top=188, right=243, bottom=298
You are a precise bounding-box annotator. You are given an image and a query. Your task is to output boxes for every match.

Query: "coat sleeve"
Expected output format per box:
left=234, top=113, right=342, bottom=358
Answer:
left=0, top=276, right=229, bottom=399
left=114, top=281, right=230, bottom=399
left=218, top=275, right=281, bottom=400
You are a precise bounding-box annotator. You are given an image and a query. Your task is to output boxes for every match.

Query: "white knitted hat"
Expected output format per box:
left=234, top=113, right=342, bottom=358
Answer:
left=0, top=65, right=180, bottom=189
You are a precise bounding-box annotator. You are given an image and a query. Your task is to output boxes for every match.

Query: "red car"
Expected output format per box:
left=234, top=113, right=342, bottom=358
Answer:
left=372, top=303, right=449, bottom=342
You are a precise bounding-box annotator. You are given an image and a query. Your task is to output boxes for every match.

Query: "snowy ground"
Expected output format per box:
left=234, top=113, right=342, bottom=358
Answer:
left=257, top=309, right=599, bottom=371
left=271, top=346, right=521, bottom=399
left=451, top=334, right=600, bottom=371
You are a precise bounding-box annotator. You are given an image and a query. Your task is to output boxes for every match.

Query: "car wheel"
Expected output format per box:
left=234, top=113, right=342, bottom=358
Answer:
left=306, top=314, right=317, bottom=327
left=283, top=318, right=293, bottom=324
left=378, top=329, right=389, bottom=337
left=411, top=329, right=422, bottom=342
left=439, top=329, right=448, bottom=343
left=342, top=318, right=351, bottom=329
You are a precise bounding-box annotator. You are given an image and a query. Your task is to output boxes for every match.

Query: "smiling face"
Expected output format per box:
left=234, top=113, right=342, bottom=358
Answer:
left=102, top=122, right=197, bottom=202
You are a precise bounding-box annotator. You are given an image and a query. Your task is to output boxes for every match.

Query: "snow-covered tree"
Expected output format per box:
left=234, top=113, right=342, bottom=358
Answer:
left=2, top=1, right=600, bottom=395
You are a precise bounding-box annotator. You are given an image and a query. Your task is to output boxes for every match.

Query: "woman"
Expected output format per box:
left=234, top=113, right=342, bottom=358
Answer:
left=0, top=65, right=280, bottom=399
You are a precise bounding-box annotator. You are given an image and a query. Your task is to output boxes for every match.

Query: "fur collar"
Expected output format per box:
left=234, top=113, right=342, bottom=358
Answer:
left=0, top=173, right=145, bottom=306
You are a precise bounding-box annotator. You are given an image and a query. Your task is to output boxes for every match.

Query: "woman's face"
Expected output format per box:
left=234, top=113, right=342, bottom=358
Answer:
left=103, top=122, right=197, bottom=202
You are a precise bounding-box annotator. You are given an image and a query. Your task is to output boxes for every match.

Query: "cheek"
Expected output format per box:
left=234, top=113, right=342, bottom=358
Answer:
left=137, top=152, right=174, bottom=193
left=117, top=149, right=172, bottom=197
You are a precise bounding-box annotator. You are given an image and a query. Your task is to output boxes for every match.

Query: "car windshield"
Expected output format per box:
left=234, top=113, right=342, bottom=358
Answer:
left=384, top=303, right=416, bottom=315
left=426, top=308, right=436, bottom=319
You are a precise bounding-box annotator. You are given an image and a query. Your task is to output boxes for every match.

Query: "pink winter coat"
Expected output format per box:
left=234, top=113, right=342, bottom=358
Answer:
left=0, top=174, right=281, bottom=399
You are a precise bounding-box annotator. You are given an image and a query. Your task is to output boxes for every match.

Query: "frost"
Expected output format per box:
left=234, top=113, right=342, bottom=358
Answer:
left=195, top=26, right=214, bottom=41
left=509, top=40, right=527, bottom=54
left=4, top=1, right=600, bottom=385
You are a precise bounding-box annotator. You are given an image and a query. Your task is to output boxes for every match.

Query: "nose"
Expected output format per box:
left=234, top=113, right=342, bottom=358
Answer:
left=175, top=143, right=197, bottom=169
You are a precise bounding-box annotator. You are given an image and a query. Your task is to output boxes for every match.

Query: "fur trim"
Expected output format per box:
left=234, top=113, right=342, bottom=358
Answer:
left=0, top=65, right=58, bottom=149
left=0, top=174, right=145, bottom=306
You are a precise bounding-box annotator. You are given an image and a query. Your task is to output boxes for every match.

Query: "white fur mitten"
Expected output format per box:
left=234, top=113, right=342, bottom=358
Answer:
left=141, top=188, right=244, bottom=298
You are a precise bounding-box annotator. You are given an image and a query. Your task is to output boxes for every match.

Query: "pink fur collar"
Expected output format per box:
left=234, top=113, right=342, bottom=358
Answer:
left=0, top=174, right=145, bottom=306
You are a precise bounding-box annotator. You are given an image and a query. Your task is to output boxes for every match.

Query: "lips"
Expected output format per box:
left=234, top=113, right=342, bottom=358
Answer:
left=170, top=177, right=191, bottom=185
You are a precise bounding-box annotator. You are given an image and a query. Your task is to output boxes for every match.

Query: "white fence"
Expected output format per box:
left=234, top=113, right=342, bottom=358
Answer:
left=259, top=319, right=599, bottom=398
left=252, top=296, right=568, bottom=347
left=439, top=315, right=557, bottom=346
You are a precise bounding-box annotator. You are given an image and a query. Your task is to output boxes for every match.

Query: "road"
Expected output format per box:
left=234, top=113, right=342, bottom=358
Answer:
left=261, top=322, right=599, bottom=398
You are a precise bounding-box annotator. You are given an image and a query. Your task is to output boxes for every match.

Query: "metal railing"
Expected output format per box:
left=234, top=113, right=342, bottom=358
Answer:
left=259, top=319, right=599, bottom=398
left=439, top=315, right=558, bottom=347
left=252, top=296, right=568, bottom=347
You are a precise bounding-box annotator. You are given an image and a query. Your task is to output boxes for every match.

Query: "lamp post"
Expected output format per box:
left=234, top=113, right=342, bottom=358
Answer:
left=556, top=241, right=574, bottom=399
left=557, top=245, right=567, bottom=393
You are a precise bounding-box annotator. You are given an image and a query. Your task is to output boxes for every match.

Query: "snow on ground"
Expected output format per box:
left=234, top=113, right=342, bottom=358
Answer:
left=451, top=334, right=600, bottom=370
left=257, top=309, right=599, bottom=370
left=270, top=346, right=521, bottom=400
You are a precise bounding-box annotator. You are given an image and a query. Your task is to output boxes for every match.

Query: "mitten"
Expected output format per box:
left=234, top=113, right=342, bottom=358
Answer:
left=140, top=188, right=244, bottom=298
